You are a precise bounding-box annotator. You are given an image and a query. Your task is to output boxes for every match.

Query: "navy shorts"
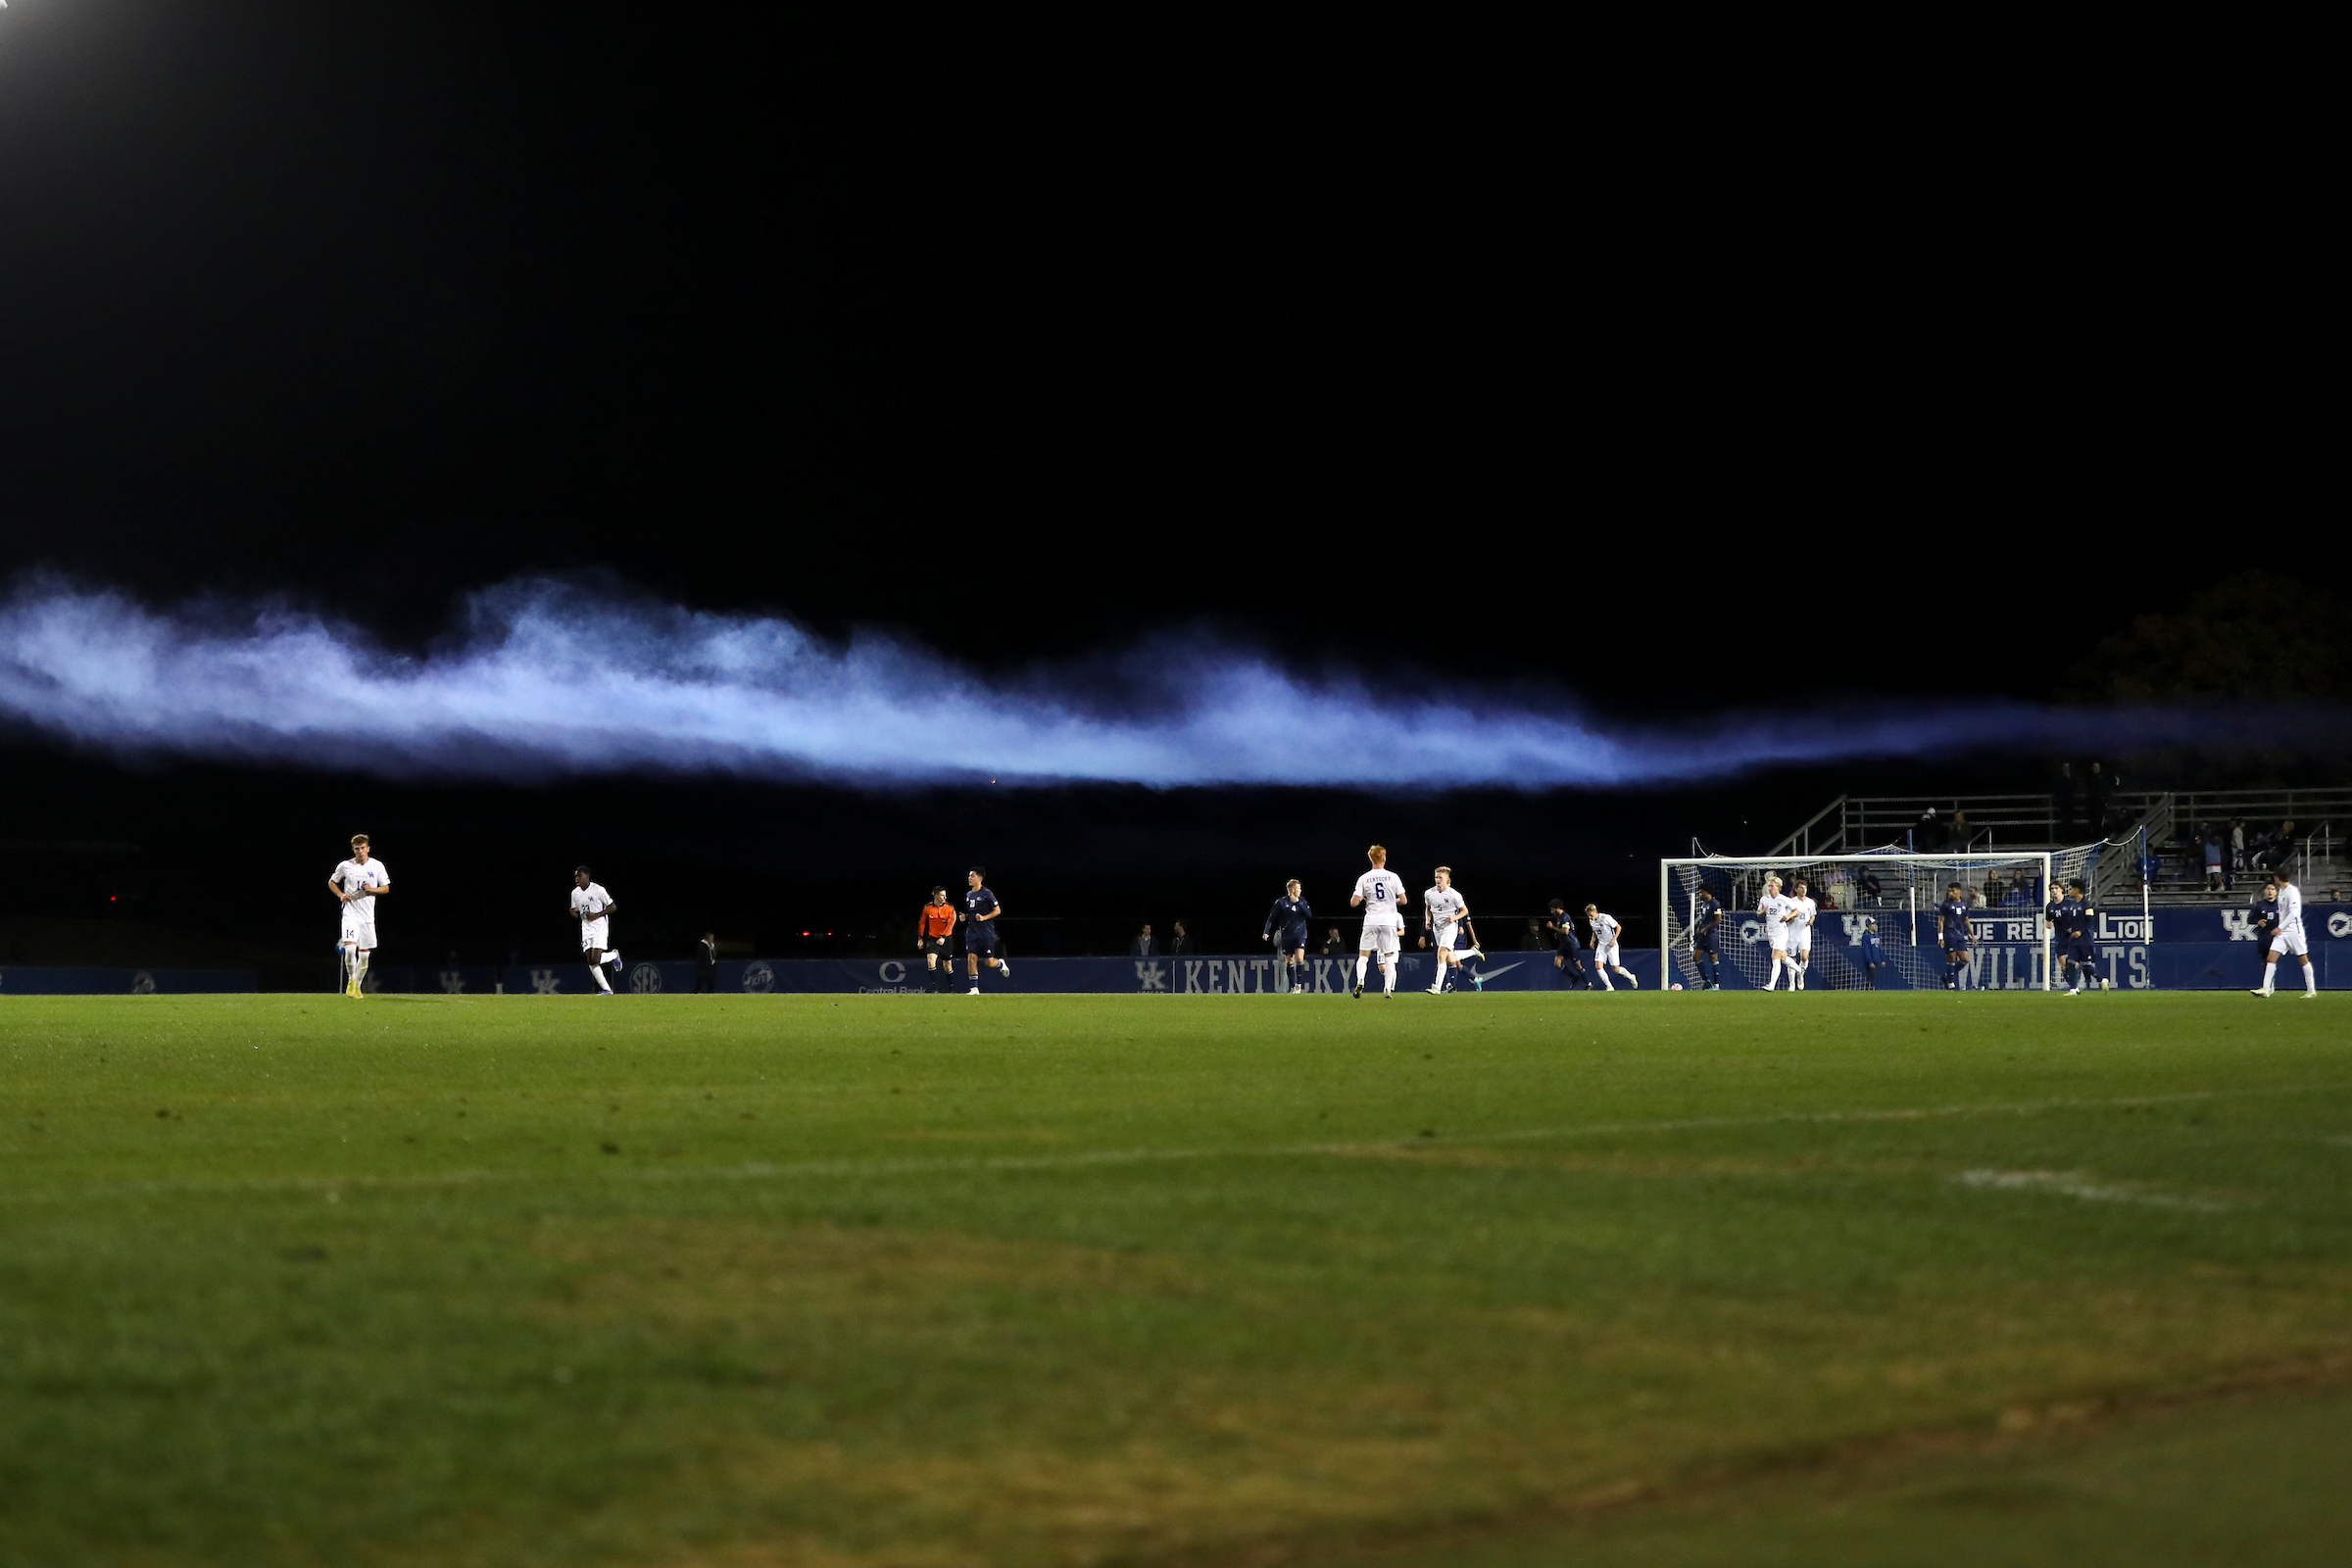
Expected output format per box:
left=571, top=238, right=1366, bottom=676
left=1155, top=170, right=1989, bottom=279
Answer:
left=1943, top=937, right=1970, bottom=955
left=1693, top=932, right=1718, bottom=954
left=966, top=924, right=999, bottom=954
left=2065, top=939, right=2096, bottom=963
left=1274, top=925, right=1308, bottom=952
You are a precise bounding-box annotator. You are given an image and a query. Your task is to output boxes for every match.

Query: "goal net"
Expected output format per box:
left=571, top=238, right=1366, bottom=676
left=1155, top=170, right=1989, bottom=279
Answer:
left=1660, top=850, right=2080, bottom=991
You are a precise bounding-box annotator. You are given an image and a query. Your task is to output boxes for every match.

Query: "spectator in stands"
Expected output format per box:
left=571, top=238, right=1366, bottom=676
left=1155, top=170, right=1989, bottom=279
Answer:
left=1128, top=924, right=1156, bottom=957
left=2230, top=818, right=2247, bottom=883
left=1857, top=869, right=1883, bottom=905
left=1950, top=810, right=1972, bottom=848
left=1168, top=921, right=1193, bottom=955
left=1915, top=808, right=1942, bottom=850
left=2202, top=824, right=2225, bottom=892
left=1525, top=917, right=1549, bottom=951
left=2002, top=877, right=2035, bottom=907
left=1322, top=926, right=1347, bottom=956
left=1982, top=874, right=2003, bottom=907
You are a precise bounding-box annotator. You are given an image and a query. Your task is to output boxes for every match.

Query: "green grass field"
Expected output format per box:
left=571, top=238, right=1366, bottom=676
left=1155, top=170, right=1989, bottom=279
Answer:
left=3, top=991, right=2349, bottom=1567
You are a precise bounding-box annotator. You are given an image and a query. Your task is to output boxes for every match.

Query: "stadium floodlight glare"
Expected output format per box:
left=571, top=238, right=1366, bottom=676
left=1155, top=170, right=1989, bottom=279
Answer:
left=1660, top=850, right=2068, bottom=992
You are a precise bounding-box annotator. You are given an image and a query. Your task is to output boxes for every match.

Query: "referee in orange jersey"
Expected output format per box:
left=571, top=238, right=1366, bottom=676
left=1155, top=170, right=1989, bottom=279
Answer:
left=916, top=886, right=958, bottom=993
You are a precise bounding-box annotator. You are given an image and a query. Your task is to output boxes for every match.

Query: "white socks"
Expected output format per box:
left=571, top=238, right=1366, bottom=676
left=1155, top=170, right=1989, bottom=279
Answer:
left=1792, top=961, right=1805, bottom=990
left=1766, top=956, right=1783, bottom=990
left=2304, top=964, right=2318, bottom=995
left=2263, top=961, right=2278, bottom=992
left=349, top=950, right=369, bottom=988
left=1379, top=956, right=1396, bottom=993
left=592, top=963, right=612, bottom=994
left=1355, top=955, right=1370, bottom=985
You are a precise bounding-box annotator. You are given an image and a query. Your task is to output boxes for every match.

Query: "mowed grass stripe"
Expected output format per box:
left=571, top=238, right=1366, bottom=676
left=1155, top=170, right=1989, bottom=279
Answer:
left=8, top=1076, right=2351, bottom=1206
left=0, top=993, right=2347, bottom=1566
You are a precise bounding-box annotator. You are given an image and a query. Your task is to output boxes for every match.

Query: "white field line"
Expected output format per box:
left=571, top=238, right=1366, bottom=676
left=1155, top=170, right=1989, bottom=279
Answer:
left=8, top=1080, right=2350, bottom=1207
left=1953, top=1169, right=2230, bottom=1211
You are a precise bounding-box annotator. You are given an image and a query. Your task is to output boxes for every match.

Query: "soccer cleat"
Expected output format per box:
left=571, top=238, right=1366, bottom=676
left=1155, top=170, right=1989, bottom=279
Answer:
left=1466, top=946, right=1486, bottom=961
left=1351, top=981, right=1364, bottom=998
left=997, top=960, right=1012, bottom=978
left=2252, top=987, right=2273, bottom=997
left=1623, top=972, right=1639, bottom=989
left=1425, top=984, right=1443, bottom=995
left=967, top=986, right=980, bottom=996
left=345, top=981, right=362, bottom=999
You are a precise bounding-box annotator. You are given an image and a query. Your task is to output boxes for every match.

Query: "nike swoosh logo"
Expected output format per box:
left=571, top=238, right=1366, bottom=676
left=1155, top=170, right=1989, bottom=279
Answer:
left=1473, top=961, right=1523, bottom=982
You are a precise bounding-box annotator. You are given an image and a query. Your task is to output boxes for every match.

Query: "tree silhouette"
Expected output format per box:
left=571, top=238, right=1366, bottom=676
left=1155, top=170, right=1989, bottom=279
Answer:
left=2058, top=572, right=2349, bottom=703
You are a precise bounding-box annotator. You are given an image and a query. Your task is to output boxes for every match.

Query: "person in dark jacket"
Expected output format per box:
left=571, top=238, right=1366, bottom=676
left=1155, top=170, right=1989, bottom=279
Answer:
left=695, top=931, right=718, bottom=993
left=1168, top=921, right=1194, bottom=955
left=1859, top=917, right=1887, bottom=987
left=1128, top=924, right=1156, bottom=957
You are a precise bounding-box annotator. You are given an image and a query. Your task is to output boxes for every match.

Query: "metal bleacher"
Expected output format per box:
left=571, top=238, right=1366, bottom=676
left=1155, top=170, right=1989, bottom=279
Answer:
left=1769, top=791, right=2352, bottom=907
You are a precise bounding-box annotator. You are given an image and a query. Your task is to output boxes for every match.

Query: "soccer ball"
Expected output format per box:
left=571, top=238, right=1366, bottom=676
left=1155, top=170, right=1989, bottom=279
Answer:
left=1669, top=982, right=1684, bottom=991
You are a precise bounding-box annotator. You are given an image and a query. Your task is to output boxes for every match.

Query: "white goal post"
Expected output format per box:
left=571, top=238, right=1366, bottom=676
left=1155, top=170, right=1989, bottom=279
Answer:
left=1659, top=851, right=2060, bottom=992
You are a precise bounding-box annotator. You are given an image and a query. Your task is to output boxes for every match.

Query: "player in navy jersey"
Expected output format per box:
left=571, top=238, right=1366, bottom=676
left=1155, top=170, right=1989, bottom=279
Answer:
left=2043, top=883, right=2077, bottom=993
left=1263, top=879, right=1313, bottom=996
left=1545, top=900, right=1590, bottom=989
left=1936, top=883, right=1972, bottom=990
left=2060, top=879, right=2101, bottom=992
left=2252, top=877, right=2280, bottom=953
left=960, top=867, right=1010, bottom=993
left=1690, top=889, right=1724, bottom=989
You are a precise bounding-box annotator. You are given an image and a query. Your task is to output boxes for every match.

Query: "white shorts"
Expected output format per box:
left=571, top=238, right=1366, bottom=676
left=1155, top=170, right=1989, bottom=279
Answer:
left=1790, top=930, right=1813, bottom=954
left=1594, top=941, right=1620, bottom=967
left=2270, top=929, right=2309, bottom=957
left=1767, top=929, right=1789, bottom=953
left=1433, top=921, right=1460, bottom=953
left=580, top=917, right=611, bottom=952
left=1360, top=918, right=1400, bottom=957
left=339, top=910, right=376, bottom=951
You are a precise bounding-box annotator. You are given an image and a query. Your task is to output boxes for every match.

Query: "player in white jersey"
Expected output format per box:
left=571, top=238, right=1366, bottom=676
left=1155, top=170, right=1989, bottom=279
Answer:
left=1583, top=904, right=1638, bottom=989
left=1783, top=878, right=1819, bottom=989
left=1419, top=867, right=1483, bottom=994
left=570, top=866, right=623, bottom=996
left=2254, top=866, right=2318, bottom=998
left=325, top=832, right=390, bottom=998
left=1756, top=875, right=1793, bottom=990
left=1349, top=844, right=1409, bottom=998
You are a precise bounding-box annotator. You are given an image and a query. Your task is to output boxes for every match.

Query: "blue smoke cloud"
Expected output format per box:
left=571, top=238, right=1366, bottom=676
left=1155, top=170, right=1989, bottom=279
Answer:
left=0, top=576, right=2283, bottom=788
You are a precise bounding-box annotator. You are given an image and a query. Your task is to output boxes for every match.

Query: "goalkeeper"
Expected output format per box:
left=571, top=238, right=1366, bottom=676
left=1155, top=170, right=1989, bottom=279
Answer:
left=1690, top=888, right=1724, bottom=990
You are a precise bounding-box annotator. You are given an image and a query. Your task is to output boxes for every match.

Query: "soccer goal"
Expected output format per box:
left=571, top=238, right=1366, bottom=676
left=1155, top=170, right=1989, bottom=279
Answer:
left=1659, top=850, right=2072, bottom=991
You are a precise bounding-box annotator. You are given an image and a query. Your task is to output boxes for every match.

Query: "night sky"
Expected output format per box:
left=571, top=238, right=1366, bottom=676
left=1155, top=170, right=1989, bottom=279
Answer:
left=0, top=4, right=2316, bottom=975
